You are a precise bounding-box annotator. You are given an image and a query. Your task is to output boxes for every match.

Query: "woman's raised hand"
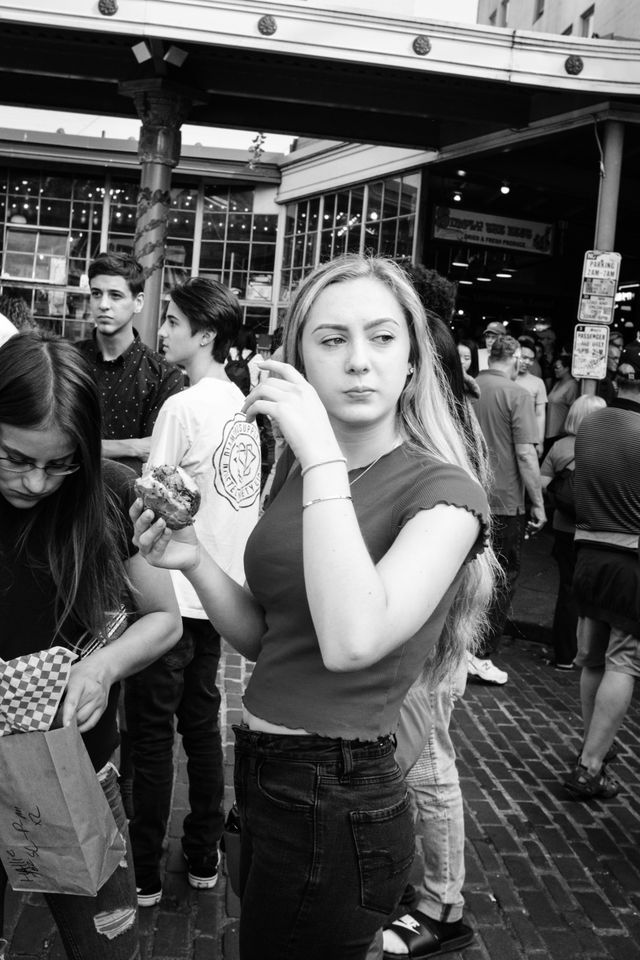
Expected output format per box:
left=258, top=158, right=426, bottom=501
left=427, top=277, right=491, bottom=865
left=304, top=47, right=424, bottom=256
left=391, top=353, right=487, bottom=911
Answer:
left=130, top=499, right=201, bottom=573
left=243, top=359, right=339, bottom=466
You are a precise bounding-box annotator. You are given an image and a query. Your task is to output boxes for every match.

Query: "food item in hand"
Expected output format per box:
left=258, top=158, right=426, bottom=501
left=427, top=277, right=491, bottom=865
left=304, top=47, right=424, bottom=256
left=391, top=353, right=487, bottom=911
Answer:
left=135, top=465, right=201, bottom=529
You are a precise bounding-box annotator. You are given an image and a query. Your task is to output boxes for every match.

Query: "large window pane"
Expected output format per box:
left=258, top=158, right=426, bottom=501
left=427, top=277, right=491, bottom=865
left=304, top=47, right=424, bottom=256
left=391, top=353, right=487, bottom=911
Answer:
left=282, top=236, right=293, bottom=269
left=39, top=200, right=71, bottom=228
left=284, top=205, right=296, bottom=235
left=227, top=214, right=252, bottom=240
left=107, top=236, right=134, bottom=256
left=228, top=190, right=253, bottom=213
left=247, top=272, right=273, bottom=303
left=308, top=197, right=320, bottom=232
left=396, top=217, right=415, bottom=256
left=251, top=242, right=276, bottom=272
left=366, top=182, right=383, bottom=222
left=380, top=219, right=398, bottom=256
left=38, top=233, right=67, bottom=256
left=4, top=253, right=34, bottom=278
left=293, top=235, right=305, bottom=269
left=202, top=216, right=226, bottom=241
left=200, top=242, right=224, bottom=271
left=383, top=179, right=401, bottom=220
left=363, top=220, right=379, bottom=255
left=6, top=230, right=36, bottom=254
left=165, top=240, right=193, bottom=271
left=319, top=230, right=333, bottom=261
left=204, top=190, right=230, bottom=214
left=304, top=233, right=317, bottom=266
left=167, top=210, right=196, bottom=239
left=335, top=192, right=349, bottom=229
left=346, top=228, right=361, bottom=254
left=41, top=176, right=73, bottom=199
left=254, top=214, right=277, bottom=242
left=399, top=174, right=420, bottom=217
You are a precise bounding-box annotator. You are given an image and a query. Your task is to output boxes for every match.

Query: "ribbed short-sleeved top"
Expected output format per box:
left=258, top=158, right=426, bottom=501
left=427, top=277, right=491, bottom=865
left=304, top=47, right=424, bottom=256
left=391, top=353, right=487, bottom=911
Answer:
left=243, top=445, right=489, bottom=740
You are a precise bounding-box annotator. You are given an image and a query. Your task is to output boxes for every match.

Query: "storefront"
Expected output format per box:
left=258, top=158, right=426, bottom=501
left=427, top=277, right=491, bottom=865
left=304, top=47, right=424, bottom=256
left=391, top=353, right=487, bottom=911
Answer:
left=0, top=146, right=281, bottom=340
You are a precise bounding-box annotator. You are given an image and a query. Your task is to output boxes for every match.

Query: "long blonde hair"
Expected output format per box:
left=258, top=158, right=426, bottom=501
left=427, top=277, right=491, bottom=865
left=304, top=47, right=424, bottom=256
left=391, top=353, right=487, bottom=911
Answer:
left=283, top=255, right=497, bottom=678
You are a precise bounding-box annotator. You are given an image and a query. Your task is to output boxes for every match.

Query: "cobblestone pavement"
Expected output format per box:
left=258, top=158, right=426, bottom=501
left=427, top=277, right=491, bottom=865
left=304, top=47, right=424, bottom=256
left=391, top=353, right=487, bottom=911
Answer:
left=5, top=531, right=640, bottom=959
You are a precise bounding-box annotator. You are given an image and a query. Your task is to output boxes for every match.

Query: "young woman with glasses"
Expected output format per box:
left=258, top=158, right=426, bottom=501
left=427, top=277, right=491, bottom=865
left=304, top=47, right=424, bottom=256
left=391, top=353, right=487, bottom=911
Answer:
left=0, top=330, right=181, bottom=960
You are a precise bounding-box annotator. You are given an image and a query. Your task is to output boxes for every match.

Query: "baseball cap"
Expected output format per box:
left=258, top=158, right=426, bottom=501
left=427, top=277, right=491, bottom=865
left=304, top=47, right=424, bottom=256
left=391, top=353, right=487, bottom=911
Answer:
left=483, top=321, right=506, bottom=336
left=618, top=345, right=640, bottom=380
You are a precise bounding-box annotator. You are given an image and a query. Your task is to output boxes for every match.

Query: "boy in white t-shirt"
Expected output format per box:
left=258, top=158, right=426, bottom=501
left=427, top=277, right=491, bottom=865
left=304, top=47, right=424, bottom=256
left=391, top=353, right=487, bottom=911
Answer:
left=127, top=278, right=261, bottom=906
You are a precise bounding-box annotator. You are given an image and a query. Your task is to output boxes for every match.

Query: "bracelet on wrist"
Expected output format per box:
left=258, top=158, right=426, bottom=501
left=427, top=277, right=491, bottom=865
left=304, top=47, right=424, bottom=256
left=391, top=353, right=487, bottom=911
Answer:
left=302, top=495, right=352, bottom=510
left=300, top=457, right=347, bottom=478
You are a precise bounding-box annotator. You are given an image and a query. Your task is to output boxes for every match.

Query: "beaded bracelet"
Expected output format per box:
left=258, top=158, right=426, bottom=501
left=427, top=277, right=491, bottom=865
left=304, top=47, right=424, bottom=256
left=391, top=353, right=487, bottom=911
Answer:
left=300, top=457, right=347, bottom=478
left=302, top=495, right=353, bottom=510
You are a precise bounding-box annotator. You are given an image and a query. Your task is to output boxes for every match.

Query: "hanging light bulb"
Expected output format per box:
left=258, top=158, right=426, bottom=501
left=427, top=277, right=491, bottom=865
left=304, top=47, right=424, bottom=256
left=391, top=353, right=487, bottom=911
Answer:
left=452, top=190, right=462, bottom=203
left=500, top=182, right=510, bottom=195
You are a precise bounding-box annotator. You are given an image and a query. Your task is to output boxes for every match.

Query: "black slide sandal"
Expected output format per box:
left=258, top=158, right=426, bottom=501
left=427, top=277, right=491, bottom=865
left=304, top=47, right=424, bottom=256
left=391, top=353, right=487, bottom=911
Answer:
left=383, top=909, right=474, bottom=958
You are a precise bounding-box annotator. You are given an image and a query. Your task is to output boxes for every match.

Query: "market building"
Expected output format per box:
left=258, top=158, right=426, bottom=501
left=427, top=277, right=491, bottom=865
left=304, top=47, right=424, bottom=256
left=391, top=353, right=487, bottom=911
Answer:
left=1, top=0, right=639, bottom=346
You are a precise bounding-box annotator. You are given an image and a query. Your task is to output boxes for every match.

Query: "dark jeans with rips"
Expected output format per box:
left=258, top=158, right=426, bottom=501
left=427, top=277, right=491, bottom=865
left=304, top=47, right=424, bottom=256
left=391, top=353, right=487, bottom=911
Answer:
left=0, top=763, right=140, bottom=960
left=126, top=617, right=224, bottom=886
left=233, top=726, right=415, bottom=960
left=481, top=513, right=526, bottom=656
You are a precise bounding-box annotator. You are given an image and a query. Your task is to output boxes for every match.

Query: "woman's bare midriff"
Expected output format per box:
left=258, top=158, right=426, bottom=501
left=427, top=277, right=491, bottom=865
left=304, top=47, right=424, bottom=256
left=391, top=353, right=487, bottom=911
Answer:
left=242, top=706, right=311, bottom=736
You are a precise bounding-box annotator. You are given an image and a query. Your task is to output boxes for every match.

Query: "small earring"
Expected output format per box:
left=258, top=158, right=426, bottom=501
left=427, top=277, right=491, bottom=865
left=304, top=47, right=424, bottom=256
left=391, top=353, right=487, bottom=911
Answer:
left=407, top=364, right=414, bottom=376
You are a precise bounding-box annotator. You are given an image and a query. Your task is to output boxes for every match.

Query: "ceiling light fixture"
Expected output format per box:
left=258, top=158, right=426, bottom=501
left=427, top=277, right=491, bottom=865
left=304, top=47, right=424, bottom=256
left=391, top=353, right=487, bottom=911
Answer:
left=500, top=181, right=510, bottom=195
left=496, top=271, right=512, bottom=278
left=452, top=191, right=462, bottom=203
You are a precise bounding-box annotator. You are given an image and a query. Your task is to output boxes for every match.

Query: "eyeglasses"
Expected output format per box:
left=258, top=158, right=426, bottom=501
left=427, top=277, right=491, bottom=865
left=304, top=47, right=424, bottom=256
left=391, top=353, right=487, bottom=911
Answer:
left=0, top=456, right=80, bottom=477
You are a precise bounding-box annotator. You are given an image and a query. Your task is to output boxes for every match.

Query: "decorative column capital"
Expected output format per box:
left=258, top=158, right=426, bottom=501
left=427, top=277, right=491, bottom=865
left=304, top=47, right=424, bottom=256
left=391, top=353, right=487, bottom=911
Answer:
left=119, top=78, right=199, bottom=166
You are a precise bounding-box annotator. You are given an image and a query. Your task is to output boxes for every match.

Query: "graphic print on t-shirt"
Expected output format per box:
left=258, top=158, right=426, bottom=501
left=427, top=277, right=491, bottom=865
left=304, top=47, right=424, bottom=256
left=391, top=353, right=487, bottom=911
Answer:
left=213, top=413, right=261, bottom=510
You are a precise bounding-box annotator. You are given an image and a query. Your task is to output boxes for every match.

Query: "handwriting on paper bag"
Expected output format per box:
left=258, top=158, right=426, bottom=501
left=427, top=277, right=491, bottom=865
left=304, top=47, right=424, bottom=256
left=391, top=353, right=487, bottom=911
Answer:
left=5, top=805, right=42, bottom=882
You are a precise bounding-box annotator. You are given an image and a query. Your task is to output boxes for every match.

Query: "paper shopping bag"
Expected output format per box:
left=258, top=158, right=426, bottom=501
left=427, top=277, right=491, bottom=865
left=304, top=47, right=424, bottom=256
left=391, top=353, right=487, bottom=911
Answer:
left=0, top=723, right=125, bottom=895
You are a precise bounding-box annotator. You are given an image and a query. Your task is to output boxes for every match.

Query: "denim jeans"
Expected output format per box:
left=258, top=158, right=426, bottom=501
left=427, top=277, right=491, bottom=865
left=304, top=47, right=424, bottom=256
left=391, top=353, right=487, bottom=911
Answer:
left=483, top=513, right=526, bottom=654
left=126, top=617, right=224, bottom=885
left=233, top=726, right=415, bottom=960
left=402, top=661, right=467, bottom=923
left=0, top=762, right=140, bottom=960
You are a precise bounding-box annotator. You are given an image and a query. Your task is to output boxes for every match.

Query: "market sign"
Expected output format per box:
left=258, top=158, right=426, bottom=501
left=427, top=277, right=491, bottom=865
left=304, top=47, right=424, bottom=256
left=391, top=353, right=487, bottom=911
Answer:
left=572, top=323, right=609, bottom=380
left=433, top=207, right=554, bottom=256
left=577, top=250, right=621, bottom=324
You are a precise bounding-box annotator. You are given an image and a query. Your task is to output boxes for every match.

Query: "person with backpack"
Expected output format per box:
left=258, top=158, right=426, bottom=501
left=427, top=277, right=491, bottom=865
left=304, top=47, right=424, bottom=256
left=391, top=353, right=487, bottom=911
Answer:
left=540, top=395, right=605, bottom=670
left=225, top=327, right=264, bottom=396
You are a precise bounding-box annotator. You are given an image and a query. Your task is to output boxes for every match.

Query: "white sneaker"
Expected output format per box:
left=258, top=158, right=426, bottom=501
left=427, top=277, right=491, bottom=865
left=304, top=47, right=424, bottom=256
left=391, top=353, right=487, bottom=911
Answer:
left=467, top=653, right=508, bottom=685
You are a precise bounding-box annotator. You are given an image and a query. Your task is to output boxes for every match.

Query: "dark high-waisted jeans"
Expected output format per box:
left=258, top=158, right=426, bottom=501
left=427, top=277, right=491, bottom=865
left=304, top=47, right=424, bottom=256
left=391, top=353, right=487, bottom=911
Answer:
left=233, top=725, right=415, bottom=960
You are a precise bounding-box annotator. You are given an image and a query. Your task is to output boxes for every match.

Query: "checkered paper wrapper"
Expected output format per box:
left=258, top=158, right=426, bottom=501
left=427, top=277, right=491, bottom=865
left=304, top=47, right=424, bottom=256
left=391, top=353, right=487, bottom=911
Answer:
left=0, top=647, right=78, bottom=737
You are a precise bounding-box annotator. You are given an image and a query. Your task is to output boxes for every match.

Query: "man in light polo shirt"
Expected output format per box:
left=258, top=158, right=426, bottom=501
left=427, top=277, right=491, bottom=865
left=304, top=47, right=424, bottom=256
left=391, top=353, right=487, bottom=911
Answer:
left=517, top=335, right=547, bottom=456
left=472, top=335, right=546, bottom=684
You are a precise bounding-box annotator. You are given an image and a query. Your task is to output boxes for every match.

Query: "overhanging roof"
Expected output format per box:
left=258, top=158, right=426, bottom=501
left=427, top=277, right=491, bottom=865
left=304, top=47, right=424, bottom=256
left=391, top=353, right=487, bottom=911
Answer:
left=1, top=1, right=640, bottom=150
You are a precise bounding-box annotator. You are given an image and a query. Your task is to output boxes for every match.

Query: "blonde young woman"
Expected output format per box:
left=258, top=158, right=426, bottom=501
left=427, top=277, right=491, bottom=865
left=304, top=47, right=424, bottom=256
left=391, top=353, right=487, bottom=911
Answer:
left=132, top=255, right=495, bottom=960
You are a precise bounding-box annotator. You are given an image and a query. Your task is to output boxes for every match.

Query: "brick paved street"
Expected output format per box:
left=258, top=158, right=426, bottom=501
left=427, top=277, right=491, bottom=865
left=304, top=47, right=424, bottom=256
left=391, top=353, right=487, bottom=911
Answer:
left=4, top=530, right=640, bottom=959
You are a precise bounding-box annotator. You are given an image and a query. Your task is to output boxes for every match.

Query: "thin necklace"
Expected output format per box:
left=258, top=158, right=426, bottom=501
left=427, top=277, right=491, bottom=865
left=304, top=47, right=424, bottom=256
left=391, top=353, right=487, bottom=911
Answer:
left=349, top=452, right=385, bottom=486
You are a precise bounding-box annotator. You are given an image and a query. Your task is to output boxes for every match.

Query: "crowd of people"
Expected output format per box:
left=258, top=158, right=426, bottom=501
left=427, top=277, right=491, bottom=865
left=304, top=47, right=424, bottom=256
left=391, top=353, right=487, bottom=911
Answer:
left=0, top=250, right=638, bottom=960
